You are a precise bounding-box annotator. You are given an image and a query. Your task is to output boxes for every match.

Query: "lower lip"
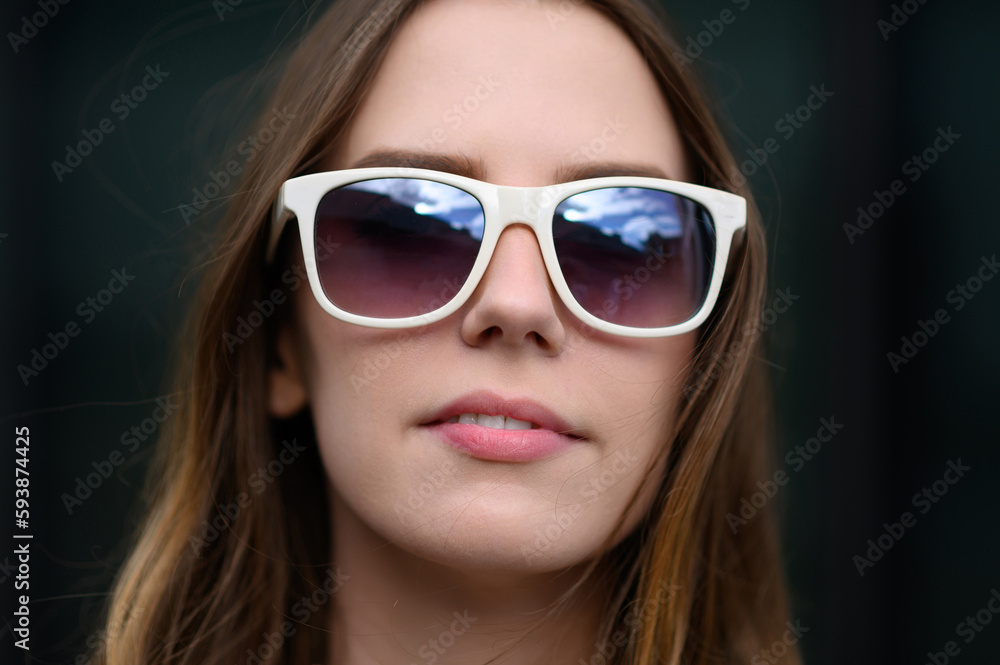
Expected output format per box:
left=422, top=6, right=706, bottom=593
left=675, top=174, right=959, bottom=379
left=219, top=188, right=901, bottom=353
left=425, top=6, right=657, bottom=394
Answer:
left=425, top=423, right=579, bottom=462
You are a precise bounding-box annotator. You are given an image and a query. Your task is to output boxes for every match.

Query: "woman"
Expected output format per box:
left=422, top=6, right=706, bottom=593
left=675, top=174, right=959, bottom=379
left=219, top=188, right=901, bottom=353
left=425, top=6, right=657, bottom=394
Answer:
left=96, top=0, right=798, bottom=663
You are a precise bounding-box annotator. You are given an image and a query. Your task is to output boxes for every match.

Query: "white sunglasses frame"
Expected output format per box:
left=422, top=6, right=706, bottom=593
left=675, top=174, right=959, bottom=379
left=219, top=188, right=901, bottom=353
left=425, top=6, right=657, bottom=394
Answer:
left=267, top=167, right=746, bottom=338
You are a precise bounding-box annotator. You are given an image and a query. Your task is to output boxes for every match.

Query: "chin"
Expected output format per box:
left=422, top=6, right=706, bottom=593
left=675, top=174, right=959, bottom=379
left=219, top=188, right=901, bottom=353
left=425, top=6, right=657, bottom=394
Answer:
left=367, top=489, right=627, bottom=575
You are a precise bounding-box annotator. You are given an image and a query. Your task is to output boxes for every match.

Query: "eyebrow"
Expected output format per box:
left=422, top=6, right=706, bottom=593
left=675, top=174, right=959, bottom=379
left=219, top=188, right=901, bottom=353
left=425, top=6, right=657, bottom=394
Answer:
left=349, top=149, right=673, bottom=183
left=350, top=150, right=486, bottom=180
left=554, top=161, right=671, bottom=182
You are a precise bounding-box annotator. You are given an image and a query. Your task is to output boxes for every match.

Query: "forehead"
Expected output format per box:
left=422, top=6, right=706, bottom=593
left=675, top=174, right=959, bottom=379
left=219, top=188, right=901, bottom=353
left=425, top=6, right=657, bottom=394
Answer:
left=332, top=0, right=689, bottom=185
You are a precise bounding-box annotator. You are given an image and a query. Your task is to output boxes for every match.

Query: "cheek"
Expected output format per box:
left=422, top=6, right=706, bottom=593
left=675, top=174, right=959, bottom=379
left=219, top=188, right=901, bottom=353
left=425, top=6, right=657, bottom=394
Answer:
left=296, top=308, right=426, bottom=476
left=572, top=334, right=694, bottom=534
left=570, top=328, right=694, bottom=436
left=294, top=302, right=469, bottom=553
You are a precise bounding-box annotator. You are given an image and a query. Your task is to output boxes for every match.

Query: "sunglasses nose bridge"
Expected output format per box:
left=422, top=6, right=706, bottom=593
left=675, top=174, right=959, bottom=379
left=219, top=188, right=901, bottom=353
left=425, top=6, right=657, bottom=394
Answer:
left=483, top=185, right=564, bottom=305
left=494, top=185, right=552, bottom=239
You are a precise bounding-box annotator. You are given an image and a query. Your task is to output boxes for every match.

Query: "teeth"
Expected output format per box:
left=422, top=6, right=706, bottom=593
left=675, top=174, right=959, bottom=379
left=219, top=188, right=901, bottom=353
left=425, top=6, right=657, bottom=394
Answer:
left=478, top=414, right=505, bottom=429
left=504, top=417, right=533, bottom=430
left=447, top=413, right=537, bottom=430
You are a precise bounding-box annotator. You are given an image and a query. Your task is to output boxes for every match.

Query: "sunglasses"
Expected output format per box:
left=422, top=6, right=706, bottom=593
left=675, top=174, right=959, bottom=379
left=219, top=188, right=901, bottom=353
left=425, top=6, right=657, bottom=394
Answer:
left=267, top=168, right=746, bottom=338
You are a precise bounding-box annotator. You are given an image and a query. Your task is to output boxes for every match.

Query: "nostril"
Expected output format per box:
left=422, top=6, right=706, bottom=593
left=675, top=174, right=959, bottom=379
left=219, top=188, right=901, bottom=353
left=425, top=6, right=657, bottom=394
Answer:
left=475, top=326, right=549, bottom=349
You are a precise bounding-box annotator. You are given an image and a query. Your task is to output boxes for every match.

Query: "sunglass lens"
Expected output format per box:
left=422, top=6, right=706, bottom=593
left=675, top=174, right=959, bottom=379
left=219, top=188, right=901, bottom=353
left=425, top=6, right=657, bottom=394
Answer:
left=314, top=178, right=484, bottom=318
left=553, top=187, right=716, bottom=328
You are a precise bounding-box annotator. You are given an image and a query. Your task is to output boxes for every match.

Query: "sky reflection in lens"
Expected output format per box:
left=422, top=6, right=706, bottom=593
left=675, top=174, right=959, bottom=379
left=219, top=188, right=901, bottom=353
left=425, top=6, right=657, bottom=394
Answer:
left=556, top=188, right=693, bottom=251
left=347, top=179, right=485, bottom=240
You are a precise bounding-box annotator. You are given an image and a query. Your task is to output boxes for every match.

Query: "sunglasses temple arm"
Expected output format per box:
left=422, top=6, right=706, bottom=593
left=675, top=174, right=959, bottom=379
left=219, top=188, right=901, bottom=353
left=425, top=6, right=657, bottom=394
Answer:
left=722, top=227, right=746, bottom=279
left=265, top=190, right=293, bottom=264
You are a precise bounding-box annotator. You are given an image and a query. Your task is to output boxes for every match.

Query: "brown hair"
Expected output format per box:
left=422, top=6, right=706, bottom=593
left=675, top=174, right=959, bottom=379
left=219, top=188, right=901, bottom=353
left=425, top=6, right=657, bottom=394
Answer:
left=96, top=1, right=798, bottom=663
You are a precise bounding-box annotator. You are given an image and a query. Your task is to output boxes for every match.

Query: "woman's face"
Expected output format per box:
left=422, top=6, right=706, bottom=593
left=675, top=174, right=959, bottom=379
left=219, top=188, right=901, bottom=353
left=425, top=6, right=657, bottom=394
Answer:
left=271, top=0, right=695, bottom=574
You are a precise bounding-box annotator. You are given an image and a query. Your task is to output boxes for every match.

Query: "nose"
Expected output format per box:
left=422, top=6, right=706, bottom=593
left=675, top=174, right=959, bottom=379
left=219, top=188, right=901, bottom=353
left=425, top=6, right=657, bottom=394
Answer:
left=459, top=224, right=567, bottom=354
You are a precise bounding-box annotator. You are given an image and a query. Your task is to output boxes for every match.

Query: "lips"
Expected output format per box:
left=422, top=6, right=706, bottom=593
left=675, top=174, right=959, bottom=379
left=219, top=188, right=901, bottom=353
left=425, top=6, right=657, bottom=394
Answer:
left=421, top=391, right=584, bottom=462
left=424, top=391, right=579, bottom=435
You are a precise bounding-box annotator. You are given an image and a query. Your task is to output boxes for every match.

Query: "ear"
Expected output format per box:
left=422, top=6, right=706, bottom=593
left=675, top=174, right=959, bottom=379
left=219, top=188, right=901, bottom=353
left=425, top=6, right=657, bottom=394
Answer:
left=268, top=323, right=309, bottom=418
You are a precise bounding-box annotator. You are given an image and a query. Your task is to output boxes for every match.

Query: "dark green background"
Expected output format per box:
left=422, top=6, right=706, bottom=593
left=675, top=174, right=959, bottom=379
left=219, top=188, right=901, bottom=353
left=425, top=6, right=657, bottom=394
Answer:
left=2, top=0, right=998, bottom=662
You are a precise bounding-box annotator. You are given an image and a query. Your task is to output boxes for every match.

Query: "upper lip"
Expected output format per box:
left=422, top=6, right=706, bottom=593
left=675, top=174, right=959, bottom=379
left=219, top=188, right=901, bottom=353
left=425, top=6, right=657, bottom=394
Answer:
left=422, top=390, right=584, bottom=438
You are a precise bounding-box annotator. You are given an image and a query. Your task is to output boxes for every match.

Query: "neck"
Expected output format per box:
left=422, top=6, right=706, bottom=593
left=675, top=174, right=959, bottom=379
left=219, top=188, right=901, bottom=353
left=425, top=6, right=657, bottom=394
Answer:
left=326, top=493, right=610, bottom=665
